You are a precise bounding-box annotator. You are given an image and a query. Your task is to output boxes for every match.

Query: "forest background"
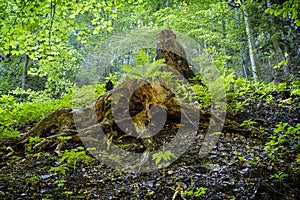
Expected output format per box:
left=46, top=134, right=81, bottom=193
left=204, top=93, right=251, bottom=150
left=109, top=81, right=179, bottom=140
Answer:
left=0, top=0, right=299, bottom=199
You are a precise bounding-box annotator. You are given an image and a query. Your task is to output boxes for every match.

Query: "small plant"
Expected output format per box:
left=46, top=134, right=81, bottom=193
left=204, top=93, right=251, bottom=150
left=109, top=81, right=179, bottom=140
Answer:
left=0, top=94, right=19, bottom=139
left=26, top=176, right=40, bottom=186
left=63, top=191, right=73, bottom=195
left=183, top=186, right=207, bottom=199
left=264, top=122, right=300, bottom=180
left=292, top=154, right=300, bottom=172
left=26, top=136, right=44, bottom=152
left=53, top=179, right=67, bottom=187
left=29, top=136, right=43, bottom=144
left=295, top=154, right=300, bottom=164
left=191, top=83, right=211, bottom=108
left=152, top=150, right=176, bottom=166
left=59, top=146, right=93, bottom=170
left=0, top=92, right=71, bottom=139
left=270, top=172, right=288, bottom=182
left=233, top=150, right=246, bottom=168
left=95, top=72, right=120, bottom=96
left=57, top=136, right=72, bottom=143
left=122, top=49, right=173, bottom=81
left=291, top=83, right=300, bottom=96
left=49, top=164, right=68, bottom=175
left=240, top=119, right=257, bottom=129
left=122, top=59, right=166, bottom=80
left=264, top=122, right=299, bottom=159
left=49, top=146, right=94, bottom=174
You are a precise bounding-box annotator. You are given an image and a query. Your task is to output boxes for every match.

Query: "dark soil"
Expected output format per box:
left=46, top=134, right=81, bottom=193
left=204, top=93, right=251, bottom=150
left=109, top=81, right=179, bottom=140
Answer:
left=0, top=91, right=299, bottom=200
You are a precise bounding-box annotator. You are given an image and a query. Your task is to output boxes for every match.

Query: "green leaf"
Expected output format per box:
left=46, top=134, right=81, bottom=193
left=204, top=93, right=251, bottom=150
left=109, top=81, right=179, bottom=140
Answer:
left=294, top=19, right=300, bottom=26
left=136, top=50, right=150, bottom=66
left=274, top=9, right=283, bottom=16
left=282, top=10, right=288, bottom=18
left=265, top=8, right=274, bottom=14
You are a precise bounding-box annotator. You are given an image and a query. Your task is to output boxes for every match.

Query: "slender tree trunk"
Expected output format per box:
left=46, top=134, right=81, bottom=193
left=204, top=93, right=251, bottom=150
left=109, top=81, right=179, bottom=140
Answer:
left=22, top=54, right=29, bottom=90
left=222, top=19, right=228, bottom=70
left=241, top=50, right=248, bottom=80
left=203, top=40, right=207, bottom=50
left=234, top=7, right=248, bottom=80
left=266, top=0, right=276, bottom=81
left=126, top=50, right=131, bottom=65
left=242, top=7, right=257, bottom=82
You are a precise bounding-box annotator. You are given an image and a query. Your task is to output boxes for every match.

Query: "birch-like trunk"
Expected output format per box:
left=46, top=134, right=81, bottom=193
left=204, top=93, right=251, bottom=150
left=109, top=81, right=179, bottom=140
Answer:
left=22, top=54, right=29, bottom=90
left=243, top=7, right=257, bottom=82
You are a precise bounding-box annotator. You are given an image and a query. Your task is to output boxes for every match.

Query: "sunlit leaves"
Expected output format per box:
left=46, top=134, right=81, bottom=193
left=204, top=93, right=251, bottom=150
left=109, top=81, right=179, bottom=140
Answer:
left=265, top=0, right=300, bottom=26
left=0, top=0, right=121, bottom=96
left=136, top=49, right=150, bottom=66
left=152, top=150, right=176, bottom=166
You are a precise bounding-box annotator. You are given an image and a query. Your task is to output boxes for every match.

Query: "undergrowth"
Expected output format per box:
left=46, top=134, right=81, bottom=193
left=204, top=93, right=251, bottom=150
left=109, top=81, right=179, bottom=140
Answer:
left=0, top=93, right=72, bottom=139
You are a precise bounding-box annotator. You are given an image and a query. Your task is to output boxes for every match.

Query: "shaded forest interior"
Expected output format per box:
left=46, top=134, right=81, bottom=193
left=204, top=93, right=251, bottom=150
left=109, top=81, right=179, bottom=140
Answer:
left=0, top=0, right=300, bottom=199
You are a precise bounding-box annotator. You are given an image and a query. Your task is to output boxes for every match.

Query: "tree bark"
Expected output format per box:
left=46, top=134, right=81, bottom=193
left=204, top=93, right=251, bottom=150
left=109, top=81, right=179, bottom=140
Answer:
left=234, top=7, right=248, bottom=80
left=243, top=7, right=258, bottom=82
left=21, top=54, right=29, bottom=91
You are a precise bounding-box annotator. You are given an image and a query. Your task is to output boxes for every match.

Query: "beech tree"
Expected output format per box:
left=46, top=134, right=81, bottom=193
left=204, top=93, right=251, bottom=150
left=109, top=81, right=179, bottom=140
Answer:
left=0, top=0, right=125, bottom=96
left=0, top=0, right=299, bottom=98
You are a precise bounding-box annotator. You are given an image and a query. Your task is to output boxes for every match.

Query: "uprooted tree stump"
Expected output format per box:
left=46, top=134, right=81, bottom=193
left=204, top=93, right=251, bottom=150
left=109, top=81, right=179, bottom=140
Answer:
left=8, top=29, right=217, bottom=158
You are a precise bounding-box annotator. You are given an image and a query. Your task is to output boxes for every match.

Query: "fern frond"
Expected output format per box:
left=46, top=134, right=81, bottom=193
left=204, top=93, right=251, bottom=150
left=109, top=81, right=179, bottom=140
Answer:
left=136, top=50, right=150, bottom=66
left=145, top=64, right=162, bottom=78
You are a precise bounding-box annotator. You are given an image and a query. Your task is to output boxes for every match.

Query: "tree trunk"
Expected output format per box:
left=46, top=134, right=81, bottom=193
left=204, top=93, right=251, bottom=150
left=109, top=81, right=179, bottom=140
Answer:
left=243, top=7, right=257, bottom=82
left=234, top=7, right=248, bottom=80
left=21, top=54, right=29, bottom=90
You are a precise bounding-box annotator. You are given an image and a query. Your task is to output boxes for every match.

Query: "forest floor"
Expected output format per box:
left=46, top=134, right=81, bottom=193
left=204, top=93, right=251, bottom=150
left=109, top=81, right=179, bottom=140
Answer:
left=0, top=91, right=299, bottom=200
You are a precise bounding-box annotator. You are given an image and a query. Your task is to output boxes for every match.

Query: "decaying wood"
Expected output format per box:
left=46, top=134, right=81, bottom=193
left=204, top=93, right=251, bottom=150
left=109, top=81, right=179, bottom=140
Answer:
left=10, top=29, right=210, bottom=153
left=156, top=29, right=196, bottom=82
left=19, top=108, right=75, bottom=144
left=156, top=29, right=205, bottom=86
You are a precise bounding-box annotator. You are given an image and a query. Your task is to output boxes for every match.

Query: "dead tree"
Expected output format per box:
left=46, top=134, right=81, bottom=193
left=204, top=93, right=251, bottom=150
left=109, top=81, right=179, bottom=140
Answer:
left=8, top=29, right=207, bottom=155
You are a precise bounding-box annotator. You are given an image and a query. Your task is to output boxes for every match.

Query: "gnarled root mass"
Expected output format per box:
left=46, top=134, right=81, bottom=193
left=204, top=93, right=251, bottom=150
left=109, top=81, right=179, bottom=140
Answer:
left=15, top=78, right=201, bottom=154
